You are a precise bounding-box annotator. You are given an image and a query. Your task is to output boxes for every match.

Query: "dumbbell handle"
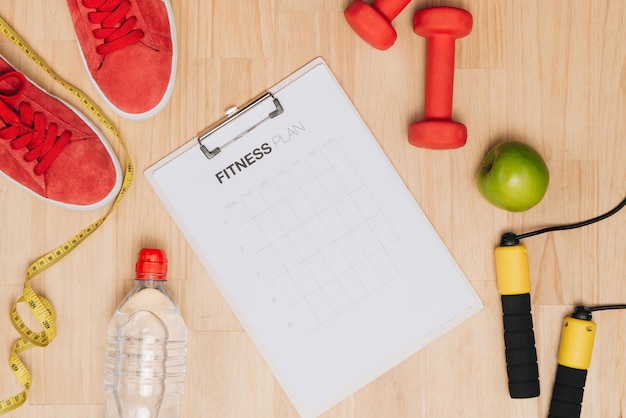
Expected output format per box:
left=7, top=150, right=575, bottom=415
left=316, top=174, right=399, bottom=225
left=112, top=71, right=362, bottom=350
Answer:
left=423, top=35, right=457, bottom=119
left=548, top=317, right=596, bottom=418
left=495, top=244, right=540, bottom=398
left=372, top=0, right=411, bottom=20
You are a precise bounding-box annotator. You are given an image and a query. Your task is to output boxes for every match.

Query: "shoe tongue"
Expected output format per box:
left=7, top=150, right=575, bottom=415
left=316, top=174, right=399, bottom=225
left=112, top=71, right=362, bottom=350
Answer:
left=0, top=72, right=26, bottom=129
left=0, top=71, right=26, bottom=105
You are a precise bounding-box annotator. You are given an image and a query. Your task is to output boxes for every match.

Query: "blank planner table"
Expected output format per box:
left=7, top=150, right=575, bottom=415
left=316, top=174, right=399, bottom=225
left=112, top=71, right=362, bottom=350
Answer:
left=145, top=58, right=483, bottom=418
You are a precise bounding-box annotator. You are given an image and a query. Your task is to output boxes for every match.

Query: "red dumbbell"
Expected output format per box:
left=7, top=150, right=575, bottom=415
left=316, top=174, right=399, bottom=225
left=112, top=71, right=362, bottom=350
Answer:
left=409, top=6, right=473, bottom=149
left=344, top=0, right=412, bottom=50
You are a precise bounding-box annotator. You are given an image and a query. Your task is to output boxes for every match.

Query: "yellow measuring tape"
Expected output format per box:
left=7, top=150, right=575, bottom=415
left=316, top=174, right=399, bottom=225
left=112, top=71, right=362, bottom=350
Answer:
left=0, top=17, right=134, bottom=414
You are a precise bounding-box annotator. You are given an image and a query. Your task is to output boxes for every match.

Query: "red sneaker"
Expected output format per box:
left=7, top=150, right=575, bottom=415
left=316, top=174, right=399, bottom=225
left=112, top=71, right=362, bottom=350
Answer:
left=66, top=0, right=177, bottom=120
left=0, top=55, right=122, bottom=210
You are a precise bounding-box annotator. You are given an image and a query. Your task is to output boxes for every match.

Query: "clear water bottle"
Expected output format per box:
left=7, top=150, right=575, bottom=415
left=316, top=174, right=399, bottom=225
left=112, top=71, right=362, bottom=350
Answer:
left=104, top=248, right=188, bottom=418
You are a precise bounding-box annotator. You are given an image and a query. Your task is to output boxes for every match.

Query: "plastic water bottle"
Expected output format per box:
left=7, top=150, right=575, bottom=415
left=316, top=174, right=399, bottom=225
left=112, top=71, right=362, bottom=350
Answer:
left=104, top=248, right=188, bottom=418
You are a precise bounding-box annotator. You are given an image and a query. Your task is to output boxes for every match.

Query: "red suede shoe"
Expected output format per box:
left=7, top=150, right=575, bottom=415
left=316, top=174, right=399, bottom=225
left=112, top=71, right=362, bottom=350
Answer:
left=66, top=0, right=177, bottom=120
left=0, top=55, right=122, bottom=210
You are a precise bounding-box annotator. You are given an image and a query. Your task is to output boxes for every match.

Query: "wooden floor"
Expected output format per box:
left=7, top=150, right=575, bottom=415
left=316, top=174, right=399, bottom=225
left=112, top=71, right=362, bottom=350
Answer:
left=0, top=1, right=624, bottom=417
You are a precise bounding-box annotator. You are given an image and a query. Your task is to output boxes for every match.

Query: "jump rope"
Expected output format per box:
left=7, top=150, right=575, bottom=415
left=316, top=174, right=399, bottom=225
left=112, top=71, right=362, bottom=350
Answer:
left=0, top=16, right=133, bottom=414
left=496, top=195, right=626, bottom=418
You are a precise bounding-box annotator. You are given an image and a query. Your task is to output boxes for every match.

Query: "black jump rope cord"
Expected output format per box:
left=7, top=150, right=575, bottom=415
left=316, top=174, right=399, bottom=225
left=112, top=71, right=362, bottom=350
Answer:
left=516, top=195, right=626, bottom=240
left=519, top=193, right=626, bottom=313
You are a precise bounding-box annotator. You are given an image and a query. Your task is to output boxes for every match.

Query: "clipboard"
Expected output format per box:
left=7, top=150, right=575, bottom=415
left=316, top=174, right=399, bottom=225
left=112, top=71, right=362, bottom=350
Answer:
left=145, top=57, right=483, bottom=418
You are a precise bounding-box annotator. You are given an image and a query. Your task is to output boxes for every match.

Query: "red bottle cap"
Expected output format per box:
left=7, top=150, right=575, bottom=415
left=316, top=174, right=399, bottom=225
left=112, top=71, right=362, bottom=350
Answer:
left=136, top=248, right=168, bottom=280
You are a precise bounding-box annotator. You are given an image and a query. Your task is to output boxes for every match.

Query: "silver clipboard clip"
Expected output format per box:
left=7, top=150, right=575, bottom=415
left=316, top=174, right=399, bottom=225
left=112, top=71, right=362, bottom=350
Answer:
left=197, top=93, right=284, bottom=159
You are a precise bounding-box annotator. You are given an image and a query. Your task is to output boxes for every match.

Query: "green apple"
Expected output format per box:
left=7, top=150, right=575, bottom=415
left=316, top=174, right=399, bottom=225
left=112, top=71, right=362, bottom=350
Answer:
left=477, top=141, right=549, bottom=212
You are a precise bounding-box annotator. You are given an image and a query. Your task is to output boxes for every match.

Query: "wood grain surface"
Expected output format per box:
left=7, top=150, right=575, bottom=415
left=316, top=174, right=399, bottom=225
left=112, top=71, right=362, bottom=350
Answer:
left=0, top=1, right=624, bottom=417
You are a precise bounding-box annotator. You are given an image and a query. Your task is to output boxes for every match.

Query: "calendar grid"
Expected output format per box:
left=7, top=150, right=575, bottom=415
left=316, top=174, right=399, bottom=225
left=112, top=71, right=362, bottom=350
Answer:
left=222, top=138, right=414, bottom=334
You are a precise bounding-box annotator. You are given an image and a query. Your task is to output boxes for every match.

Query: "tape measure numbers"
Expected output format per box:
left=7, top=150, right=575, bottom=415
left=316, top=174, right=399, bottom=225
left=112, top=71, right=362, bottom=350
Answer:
left=0, top=16, right=134, bottom=414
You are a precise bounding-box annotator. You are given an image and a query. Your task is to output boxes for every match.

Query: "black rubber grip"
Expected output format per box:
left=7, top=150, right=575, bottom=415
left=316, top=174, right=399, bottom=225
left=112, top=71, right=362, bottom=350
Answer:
left=501, top=293, right=540, bottom=398
left=548, top=364, right=587, bottom=418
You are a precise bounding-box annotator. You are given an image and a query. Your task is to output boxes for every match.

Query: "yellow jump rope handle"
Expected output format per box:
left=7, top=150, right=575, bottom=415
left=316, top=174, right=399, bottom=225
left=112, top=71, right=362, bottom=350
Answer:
left=495, top=243, right=540, bottom=398
left=548, top=316, right=596, bottom=418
